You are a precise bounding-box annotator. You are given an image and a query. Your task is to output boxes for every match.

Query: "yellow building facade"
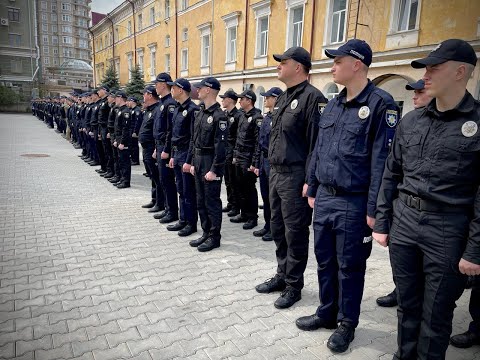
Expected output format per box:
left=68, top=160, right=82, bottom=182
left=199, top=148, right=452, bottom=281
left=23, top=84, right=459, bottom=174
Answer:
left=91, top=0, right=480, bottom=114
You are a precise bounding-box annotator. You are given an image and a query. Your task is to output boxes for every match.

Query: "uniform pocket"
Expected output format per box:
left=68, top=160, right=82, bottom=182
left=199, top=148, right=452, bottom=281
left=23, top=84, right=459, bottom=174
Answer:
left=399, top=133, right=422, bottom=171
left=442, top=137, right=480, bottom=181
left=342, top=122, right=368, bottom=155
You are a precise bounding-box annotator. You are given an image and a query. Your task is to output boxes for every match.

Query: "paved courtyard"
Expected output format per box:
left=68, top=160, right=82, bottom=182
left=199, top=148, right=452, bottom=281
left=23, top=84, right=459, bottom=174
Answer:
left=0, top=113, right=478, bottom=360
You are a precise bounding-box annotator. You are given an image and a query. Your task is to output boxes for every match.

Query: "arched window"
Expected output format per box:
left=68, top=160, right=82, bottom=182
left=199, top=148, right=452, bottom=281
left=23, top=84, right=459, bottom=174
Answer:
left=324, top=83, right=339, bottom=100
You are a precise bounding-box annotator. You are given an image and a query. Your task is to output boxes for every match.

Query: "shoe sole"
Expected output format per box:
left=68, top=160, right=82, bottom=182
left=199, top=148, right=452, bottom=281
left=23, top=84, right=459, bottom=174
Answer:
left=198, top=244, right=220, bottom=252
left=327, top=335, right=355, bottom=353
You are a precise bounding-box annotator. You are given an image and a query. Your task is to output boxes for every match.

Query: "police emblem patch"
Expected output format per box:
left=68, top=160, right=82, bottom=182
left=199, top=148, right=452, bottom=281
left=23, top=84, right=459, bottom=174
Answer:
left=248, top=117, right=252, bottom=123
left=219, top=120, right=227, bottom=131
left=229, top=117, right=235, bottom=123
left=207, top=116, right=213, bottom=124
left=386, top=110, right=398, bottom=127
left=125, top=113, right=130, bottom=118
left=257, top=119, right=262, bottom=127
left=291, top=99, right=298, bottom=110
left=169, top=106, right=175, bottom=113
left=160, top=105, right=164, bottom=111
left=318, top=103, right=327, bottom=115
left=358, top=106, right=370, bottom=120
left=182, top=110, right=188, bottom=116
left=462, top=121, right=478, bottom=137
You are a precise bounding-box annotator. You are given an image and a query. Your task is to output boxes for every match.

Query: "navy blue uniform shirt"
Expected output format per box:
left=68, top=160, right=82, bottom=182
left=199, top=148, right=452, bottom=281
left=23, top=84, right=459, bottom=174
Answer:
left=153, top=93, right=176, bottom=152
left=307, top=80, right=399, bottom=217
left=169, top=98, right=200, bottom=161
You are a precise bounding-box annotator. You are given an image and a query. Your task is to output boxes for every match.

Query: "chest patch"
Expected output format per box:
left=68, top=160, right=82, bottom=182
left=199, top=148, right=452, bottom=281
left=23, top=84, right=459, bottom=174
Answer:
left=182, top=110, right=188, bottom=116
left=462, top=121, right=478, bottom=137
left=291, top=99, right=298, bottom=110
left=358, top=106, right=370, bottom=120
left=207, top=116, right=213, bottom=124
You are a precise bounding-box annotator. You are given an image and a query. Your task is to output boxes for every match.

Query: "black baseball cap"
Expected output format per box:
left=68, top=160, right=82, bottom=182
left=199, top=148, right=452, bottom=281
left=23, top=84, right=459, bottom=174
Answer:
left=193, top=77, right=221, bottom=91
left=143, top=85, right=158, bottom=97
left=98, top=85, right=109, bottom=93
left=273, top=46, right=312, bottom=69
left=154, top=72, right=173, bottom=83
left=237, top=90, right=256, bottom=103
left=116, top=91, right=128, bottom=99
left=167, top=78, right=192, bottom=92
left=127, top=96, right=139, bottom=102
left=405, top=79, right=425, bottom=90
left=325, top=39, right=373, bottom=67
left=108, top=91, right=116, bottom=97
left=411, top=39, right=477, bottom=68
left=260, top=87, right=283, bottom=97
left=219, top=90, right=238, bottom=101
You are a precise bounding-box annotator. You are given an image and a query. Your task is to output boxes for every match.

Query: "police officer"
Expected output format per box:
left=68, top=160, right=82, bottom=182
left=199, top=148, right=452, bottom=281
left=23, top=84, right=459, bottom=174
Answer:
left=373, top=39, right=480, bottom=360
left=220, top=90, right=242, bottom=218
left=167, top=78, right=199, bottom=237
left=95, top=86, right=111, bottom=177
left=451, top=276, right=480, bottom=349
left=255, top=47, right=327, bottom=310
left=230, top=90, right=263, bottom=230
left=376, top=78, right=432, bottom=308
left=88, top=91, right=101, bottom=167
left=153, top=73, right=178, bottom=222
left=129, top=97, right=142, bottom=166
left=139, top=85, right=164, bottom=213
left=297, top=39, right=399, bottom=353
left=112, top=91, right=131, bottom=189
left=186, top=77, right=228, bottom=252
left=107, top=91, right=122, bottom=183
left=251, top=87, right=283, bottom=241
left=100, top=90, right=116, bottom=179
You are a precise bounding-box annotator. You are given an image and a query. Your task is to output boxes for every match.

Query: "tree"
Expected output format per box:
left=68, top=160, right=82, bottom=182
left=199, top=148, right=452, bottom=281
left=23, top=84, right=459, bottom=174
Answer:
left=100, top=65, right=120, bottom=90
left=0, top=86, right=21, bottom=106
left=124, top=65, right=145, bottom=100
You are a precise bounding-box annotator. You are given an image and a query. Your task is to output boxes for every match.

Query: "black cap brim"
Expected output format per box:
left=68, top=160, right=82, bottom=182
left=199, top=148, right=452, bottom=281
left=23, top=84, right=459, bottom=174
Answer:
left=273, top=54, right=289, bottom=62
left=324, top=49, right=347, bottom=59
left=411, top=56, right=447, bottom=69
left=405, top=81, right=425, bottom=90
left=166, top=81, right=175, bottom=86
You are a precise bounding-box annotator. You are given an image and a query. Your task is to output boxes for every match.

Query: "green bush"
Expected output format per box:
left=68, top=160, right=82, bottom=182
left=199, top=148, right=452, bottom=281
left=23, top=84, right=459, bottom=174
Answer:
left=0, top=86, right=21, bottom=105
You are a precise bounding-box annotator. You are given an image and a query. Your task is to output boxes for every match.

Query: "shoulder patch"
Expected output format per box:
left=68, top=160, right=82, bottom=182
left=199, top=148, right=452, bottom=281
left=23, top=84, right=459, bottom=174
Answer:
left=219, top=120, right=227, bottom=131
left=257, top=119, right=263, bottom=127
left=169, top=105, right=175, bottom=113
left=386, top=109, right=398, bottom=127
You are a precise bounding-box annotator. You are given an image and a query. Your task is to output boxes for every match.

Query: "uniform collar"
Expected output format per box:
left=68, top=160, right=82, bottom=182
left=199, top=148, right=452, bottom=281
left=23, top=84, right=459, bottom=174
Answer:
left=227, top=107, right=239, bottom=116
left=178, top=97, right=192, bottom=110
left=426, top=91, right=475, bottom=118
left=160, top=93, right=172, bottom=103
left=146, top=101, right=159, bottom=111
left=204, top=102, right=220, bottom=113
left=338, top=79, right=374, bottom=105
left=286, top=80, right=308, bottom=94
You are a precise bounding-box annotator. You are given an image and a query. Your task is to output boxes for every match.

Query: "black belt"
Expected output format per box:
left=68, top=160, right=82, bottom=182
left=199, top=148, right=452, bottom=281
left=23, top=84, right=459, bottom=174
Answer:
left=172, top=145, right=188, bottom=152
left=194, top=148, right=214, bottom=155
left=270, top=164, right=304, bottom=173
left=399, top=192, right=469, bottom=213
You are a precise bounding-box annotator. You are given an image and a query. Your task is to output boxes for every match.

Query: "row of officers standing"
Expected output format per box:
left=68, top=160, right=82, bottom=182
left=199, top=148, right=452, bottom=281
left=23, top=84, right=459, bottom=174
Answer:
left=31, top=38, right=479, bottom=359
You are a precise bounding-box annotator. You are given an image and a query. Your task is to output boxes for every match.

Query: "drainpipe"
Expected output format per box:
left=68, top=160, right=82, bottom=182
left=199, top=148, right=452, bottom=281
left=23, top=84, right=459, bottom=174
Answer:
left=126, top=0, right=137, bottom=64
left=243, top=0, right=249, bottom=88
left=308, top=0, right=316, bottom=83
left=88, top=27, right=96, bottom=86
left=210, top=0, right=214, bottom=75
left=175, top=1, right=178, bottom=78
left=106, top=14, right=115, bottom=63
left=32, top=0, right=40, bottom=83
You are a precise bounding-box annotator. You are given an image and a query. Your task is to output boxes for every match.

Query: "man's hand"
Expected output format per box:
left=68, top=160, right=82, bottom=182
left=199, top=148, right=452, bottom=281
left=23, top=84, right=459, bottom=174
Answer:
left=232, top=158, right=237, bottom=164
left=459, top=258, right=480, bottom=276
left=254, top=168, right=259, bottom=177
left=302, top=183, right=308, bottom=197
left=113, top=141, right=118, bottom=148
left=308, top=196, right=315, bottom=209
left=169, top=158, right=174, bottom=168
left=190, top=166, right=195, bottom=176
left=118, top=144, right=125, bottom=150
left=152, top=149, right=156, bottom=159
left=183, top=163, right=191, bottom=173
left=372, top=232, right=389, bottom=247
left=132, top=133, right=138, bottom=138
left=367, top=216, right=376, bottom=229
left=106, top=133, right=110, bottom=139
left=161, top=151, right=169, bottom=160
left=205, top=171, right=217, bottom=181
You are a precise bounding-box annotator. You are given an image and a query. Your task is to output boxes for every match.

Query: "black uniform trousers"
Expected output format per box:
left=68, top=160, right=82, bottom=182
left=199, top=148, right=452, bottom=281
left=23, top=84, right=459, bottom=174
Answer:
left=142, top=142, right=164, bottom=209
left=269, top=165, right=310, bottom=291
left=131, top=137, right=140, bottom=164
left=389, top=197, right=469, bottom=360
left=118, top=147, right=131, bottom=185
left=193, top=152, right=222, bottom=241
left=468, top=282, right=480, bottom=334
left=259, top=155, right=271, bottom=231
left=235, top=162, right=258, bottom=221
left=224, top=158, right=240, bottom=211
left=313, top=188, right=372, bottom=328
left=94, top=128, right=106, bottom=171
left=112, top=143, right=119, bottom=177
left=173, top=149, right=197, bottom=227
left=101, top=128, right=114, bottom=173
left=156, top=144, right=178, bottom=216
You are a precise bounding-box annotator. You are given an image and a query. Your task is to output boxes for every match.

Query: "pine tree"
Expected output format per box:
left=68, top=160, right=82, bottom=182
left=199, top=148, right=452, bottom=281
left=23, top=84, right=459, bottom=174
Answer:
left=100, top=66, right=120, bottom=90
left=125, top=65, right=145, bottom=101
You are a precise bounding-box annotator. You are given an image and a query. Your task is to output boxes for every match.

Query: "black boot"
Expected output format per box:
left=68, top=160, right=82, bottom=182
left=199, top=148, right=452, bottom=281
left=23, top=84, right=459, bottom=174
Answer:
left=376, top=289, right=398, bottom=307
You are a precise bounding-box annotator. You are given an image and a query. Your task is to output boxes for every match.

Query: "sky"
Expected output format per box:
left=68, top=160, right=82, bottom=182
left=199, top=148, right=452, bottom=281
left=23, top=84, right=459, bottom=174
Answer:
left=90, top=0, right=125, bottom=14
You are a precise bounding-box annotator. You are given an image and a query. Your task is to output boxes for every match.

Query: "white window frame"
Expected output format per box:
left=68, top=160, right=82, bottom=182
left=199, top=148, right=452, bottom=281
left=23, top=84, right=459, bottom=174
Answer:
left=62, top=36, right=72, bottom=44
left=285, top=0, right=306, bottom=49
left=324, top=0, right=348, bottom=45
left=114, top=58, right=120, bottom=73
left=165, top=35, right=170, bottom=47
left=150, top=7, right=155, bottom=25
left=222, top=12, right=240, bottom=67
left=148, top=44, right=157, bottom=78
left=386, top=0, right=421, bottom=49
left=252, top=0, right=271, bottom=61
left=392, top=0, right=420, bottom=33
left=61, top=3, right=71, bottom=11
left=138, top=13, right=143, bottom=31
left=181, top=48, right=188, bottom=71
left=137, top=48, right=144, bottom=73
left=127, top=52, right=133, bottom=80
left=256, top=86, right=265, bottom=113
left=62, top=25, right=72, bottom=33
left=62, top=14, right=71, bottom=22
left=42, top=35, right=49, bottom=44
left=52, top=35, right=58, bottom=44
left=182, top=28, right=188, bottom=41
left=43, top=46, right=49, bottom=54
left=165, top=0, right=170, bottom=18
left=51, top=13, right=57, bottom=21
left=41, top=1, right=47, bottom=10
left=44, top=57, right=49, bottom=65
left=197, top=23, right=211, bottom=74
left=165, top=54, right=171, bottom=73
left=127, top=21, right=132, bottom=36
left=181, top=0, right=188, bottom=11
left=42, top=13, right=47, bottom=21
left=52, top=24, right=58, bottom=33
left=42, top=23, right=48, bottom=32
